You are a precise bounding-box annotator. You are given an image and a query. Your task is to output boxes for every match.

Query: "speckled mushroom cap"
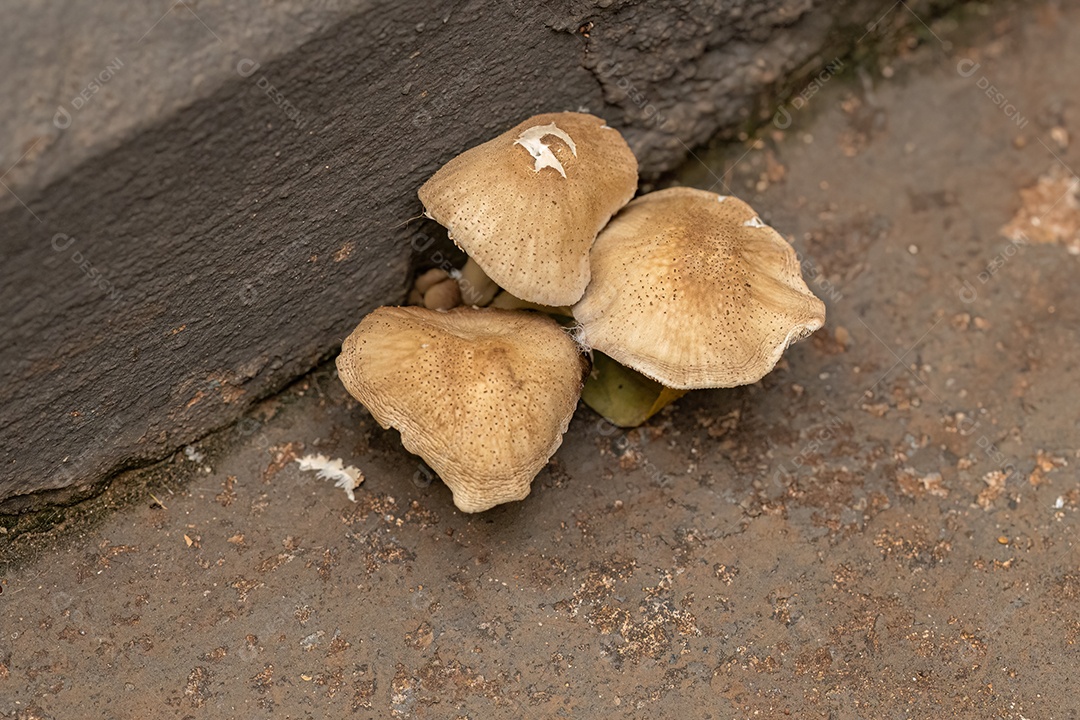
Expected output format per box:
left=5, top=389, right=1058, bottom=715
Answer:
left=572, top=187, right=826, bottom=389
left=336, top=306, right=588, bottom=512
left=418, top=112, right=638, bottom=307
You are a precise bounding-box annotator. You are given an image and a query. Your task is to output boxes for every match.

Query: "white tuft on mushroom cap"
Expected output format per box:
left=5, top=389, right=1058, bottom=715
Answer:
left=514, top=123, right=578, bottom=177
left=418, top=112, right=638, bottom=307
left=336, top=306, right=588, bottom=512
left=572, top=187, right=826, bottom=389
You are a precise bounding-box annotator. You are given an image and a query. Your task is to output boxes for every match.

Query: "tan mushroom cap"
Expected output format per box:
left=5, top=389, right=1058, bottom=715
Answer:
left=573, top=187, right=826, bottom=389
left=418, top=112, right=638, bottom=307
left=336, top=306, right=588, bottom=512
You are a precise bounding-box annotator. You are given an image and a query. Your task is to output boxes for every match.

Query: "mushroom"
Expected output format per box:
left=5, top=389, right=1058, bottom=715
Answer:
left=489, top=290, right=573, bottom=318
left=336, top=306, right=589, bottom=512
left=418, top=112, right=638, bottom=307
left=414, top=268, right=450, bottom=295
left=406, top=268, right=463, bottom=310
left=456, top=258, right=500, bottom=307
left=573, top=187, right=826, bottom=389
left=422, top=277, right=462, bottom=311
left=406, top=268, right=447, bottom=306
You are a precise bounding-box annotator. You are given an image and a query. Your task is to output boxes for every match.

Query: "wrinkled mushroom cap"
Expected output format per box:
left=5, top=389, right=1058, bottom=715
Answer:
left=336, top=306, right=588, bottom=512
left=573, top=187, right=826, bottom=389
left=418, top=112, right=638, bottom=307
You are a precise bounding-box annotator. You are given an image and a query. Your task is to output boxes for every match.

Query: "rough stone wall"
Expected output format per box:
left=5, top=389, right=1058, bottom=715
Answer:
left=0, top=0, right=959, bottom=510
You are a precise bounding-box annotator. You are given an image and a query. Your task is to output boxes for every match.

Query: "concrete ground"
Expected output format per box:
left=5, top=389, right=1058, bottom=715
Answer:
left=2, top=2, right=1078, bottom=718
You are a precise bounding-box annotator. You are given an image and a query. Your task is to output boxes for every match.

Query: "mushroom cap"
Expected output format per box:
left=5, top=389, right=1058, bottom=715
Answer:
left=336, top=306, right=588, bottom=512
left=422, top=277, right=462, bottom=311
left=418, top=112, right=638, bottom=307
left=572, top=187, right=826, bottom=389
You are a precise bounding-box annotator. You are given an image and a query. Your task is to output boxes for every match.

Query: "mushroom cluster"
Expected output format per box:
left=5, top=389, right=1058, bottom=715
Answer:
left=337, top=112, right=826, bottom=512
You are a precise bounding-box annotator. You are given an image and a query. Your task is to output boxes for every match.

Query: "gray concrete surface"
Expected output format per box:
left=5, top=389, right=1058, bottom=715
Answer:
left=2, top=0, right=361, bottom=206
left=1, top=0, right=967, bottom=511
left=1, top=0, right=960, bottom=202
left=2, top=0, right=1078, bottom=718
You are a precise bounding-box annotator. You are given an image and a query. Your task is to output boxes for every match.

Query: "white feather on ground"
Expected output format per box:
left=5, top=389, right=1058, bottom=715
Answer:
left=295, top=454, right=365, bottom=502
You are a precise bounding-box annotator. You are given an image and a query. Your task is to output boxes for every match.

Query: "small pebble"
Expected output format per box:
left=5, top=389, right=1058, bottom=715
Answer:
left=834, top=326, right=851, bottom=347
left=1050, top=126, right=1070, bottom=149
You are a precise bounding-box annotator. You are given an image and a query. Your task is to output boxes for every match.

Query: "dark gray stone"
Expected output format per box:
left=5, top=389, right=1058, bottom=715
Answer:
left=0, top=0, right=961, bottom=511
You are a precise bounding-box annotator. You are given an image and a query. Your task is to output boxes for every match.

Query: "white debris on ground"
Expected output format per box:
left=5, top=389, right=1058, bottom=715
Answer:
left=183, top=445, right=212, bottom=473
left=295, top=454, right=365, bottom=502
left=1000, top=164, right=1080, bottom=254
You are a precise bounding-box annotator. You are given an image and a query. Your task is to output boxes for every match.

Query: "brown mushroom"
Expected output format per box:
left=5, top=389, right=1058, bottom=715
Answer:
left=422, top=277, right=462, bottom=311
left=414, top=268, right=450, bottom=295
left=418, top=112, right=638, bottom=307
left=407, top=268, right=449, bottom=306
left=456, top=257, right=500, bottom=306
left=488, top=290, right=573, bottom=318
left=336, top=306, right=588, bottom=512
left=573, top=187, right=826, bottom=389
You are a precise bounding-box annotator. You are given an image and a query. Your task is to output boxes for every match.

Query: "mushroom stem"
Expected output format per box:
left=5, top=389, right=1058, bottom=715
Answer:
left=489, top=290, right=573, bottom=318
left=580, top=351, right=689, bottom=428
left=457, top=257, right=500, bottom=307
